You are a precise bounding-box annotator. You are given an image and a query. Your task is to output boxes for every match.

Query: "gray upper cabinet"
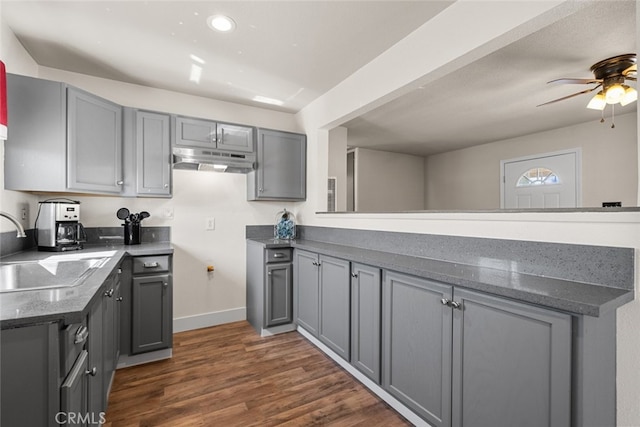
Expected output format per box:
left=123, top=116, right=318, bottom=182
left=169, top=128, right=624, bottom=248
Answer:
left=350, top=263, right=381, bottom=384
left=5, top=74, right=123, bottom=194
left=67, top=87, right=123, bottom=193
left=383, top=271, right=453, bottom=427
left=217, top=123, right=254, bottom=152
left=248, top=128, right=306, bottom=201
left=132, top=110, right=171, bottom=197
left=451, top=288, right=571, bottom=427
left=174, top=116, right=217, bottom=148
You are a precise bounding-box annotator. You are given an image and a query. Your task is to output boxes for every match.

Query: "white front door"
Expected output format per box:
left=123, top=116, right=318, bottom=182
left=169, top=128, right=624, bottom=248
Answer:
left=501, top=150, right=580, bottom=209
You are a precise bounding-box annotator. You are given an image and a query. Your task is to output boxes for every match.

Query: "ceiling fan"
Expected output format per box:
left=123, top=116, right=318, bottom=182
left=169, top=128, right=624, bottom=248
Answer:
left=537, top=53, right=637, bottom=127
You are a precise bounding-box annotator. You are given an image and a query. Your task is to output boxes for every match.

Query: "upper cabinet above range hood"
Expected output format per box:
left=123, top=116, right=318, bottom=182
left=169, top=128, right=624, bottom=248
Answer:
left=172, top=118, right=256, bottom=173
left=172, top=146, right=256, bottom=173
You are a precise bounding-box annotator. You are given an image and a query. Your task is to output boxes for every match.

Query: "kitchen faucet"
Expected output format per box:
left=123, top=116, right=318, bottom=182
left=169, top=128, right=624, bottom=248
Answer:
left=0, top=211, right=27, bottom=238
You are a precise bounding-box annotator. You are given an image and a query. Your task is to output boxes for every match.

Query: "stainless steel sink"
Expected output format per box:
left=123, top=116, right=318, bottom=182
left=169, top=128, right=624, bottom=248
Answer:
left=0, top=258, right=108, bottom=292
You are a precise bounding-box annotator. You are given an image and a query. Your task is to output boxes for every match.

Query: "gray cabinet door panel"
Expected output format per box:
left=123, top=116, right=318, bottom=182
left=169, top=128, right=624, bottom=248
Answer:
left=61, top=350, right=89, bottom=427
left=318, top=255, right=351, bottom=361
left=294, top=250, right=319, bottom=335
left=136, top=111, right=171, bottom=196
left=67, top=87, right=123, bottom=193
left=175, top=116, right=217, bottom=148
left=383, top=271, right=453, bottom=427
left=88, top=291, right=105, bottom=419
left=452, top=288, right=571, bottom=427
left=265, top=263, right=293, bottom=326
left=217, top=123, right=254, bottom=152
left=351, top=263, right=381, bottom=383
left=252, top=128, right=306, bottom=200
left=132, top=274, right=172, bottom=354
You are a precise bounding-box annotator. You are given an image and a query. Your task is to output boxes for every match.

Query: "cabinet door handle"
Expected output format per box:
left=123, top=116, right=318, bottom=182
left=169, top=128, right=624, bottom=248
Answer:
left=164, top=183, right=169, bottom=188
left=268, top=271, right=272, bottom=276
left=74, top=326, right=89, bottom=344
left=441, top=298, right=450, bottom=306
left=450, top=301, right=462, bottom=309
left=163, top=282, right=169, bottom=287
left=116, top=180, right=124, bottom=186
left=118, top=268, right=122, bottom=274
left=116, top=296, right=123, bottom=302
left=143, top=262, right=159, bottom=268
left=104, top=288, right=114, bottom=298
left=259, top=187, right=264, bottom=193
left=273, top=253, right=285, bottom=258
left=85, top=367, right=97, bottom=377
left=351, top=273, right=358, bottom=278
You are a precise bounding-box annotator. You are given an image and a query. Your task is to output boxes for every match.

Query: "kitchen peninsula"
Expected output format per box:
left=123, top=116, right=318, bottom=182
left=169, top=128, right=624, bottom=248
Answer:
left=247, top=225, right=634, bottom=427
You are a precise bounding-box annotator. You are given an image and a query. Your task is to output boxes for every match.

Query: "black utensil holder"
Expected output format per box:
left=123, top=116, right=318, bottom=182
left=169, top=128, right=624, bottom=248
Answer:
left=124, top=223, right=141, bottom=245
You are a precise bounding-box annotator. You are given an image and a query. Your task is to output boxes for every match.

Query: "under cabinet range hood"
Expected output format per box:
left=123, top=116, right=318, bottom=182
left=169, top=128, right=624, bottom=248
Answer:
left=172, top=147, right=256, bottom=173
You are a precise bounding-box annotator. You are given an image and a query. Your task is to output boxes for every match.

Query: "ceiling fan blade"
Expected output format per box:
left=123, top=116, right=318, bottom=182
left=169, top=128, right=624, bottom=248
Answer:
left=622, top=64, right=637, bottom=75
left=547, top=78, right=601, bottom=85
left=536, top=84, right=602, bottom=107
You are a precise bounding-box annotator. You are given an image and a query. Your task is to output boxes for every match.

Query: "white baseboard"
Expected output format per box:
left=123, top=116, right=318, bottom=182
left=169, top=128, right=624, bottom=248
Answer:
left=173, top=307, right=246, bottom=333
left=297, top=327, right=431, bottom=427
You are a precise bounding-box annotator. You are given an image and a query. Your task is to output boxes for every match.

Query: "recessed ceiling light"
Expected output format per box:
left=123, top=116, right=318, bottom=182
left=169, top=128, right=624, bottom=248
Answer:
left=207, top=15, right=236, bottom=32
left=253, top=96, right=284, bottom=106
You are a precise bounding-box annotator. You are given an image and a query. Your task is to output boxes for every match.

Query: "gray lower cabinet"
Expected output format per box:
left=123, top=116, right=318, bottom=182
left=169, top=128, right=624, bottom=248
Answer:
left=247, top=128, right=306, bottom=201
left=5, top=74, right=124, bottom=194
left=60, top=350, right=89, bottom=427
left=87, top=286, right=105, bottom=421
left=294, top=249, right=320, bottom=335
left=123, top=109, right=172, bottom=197
left=451, top=288, right=571, bottom=427
left=350, top=263, right=381, bottom=384
left=383, top=271, right=453, bottom=427
left=246, top=242, right=293, bottom=334
left=318, top=256, right=351, bottom=361
left=131, top=256, right=173, bottom=354
left=382, top=270, right=571, bottom=427
left=0, top=322, right=59, bottom=427
left=294, top=249, right=350, bottom=361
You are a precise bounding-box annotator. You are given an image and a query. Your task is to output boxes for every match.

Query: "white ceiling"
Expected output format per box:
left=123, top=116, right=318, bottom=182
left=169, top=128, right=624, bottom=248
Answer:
left=1, top=1, right=636, bottom=157
left=1, top=0, right=452, bottom=113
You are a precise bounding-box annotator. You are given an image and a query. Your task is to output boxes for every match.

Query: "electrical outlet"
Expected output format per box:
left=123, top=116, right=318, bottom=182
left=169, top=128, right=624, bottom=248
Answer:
left=205, top=217, right=215, bottom=231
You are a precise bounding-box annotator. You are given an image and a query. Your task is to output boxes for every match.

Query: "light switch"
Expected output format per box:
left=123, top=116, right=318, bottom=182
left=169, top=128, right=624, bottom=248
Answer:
left=205, top=217, right=215, bottom=231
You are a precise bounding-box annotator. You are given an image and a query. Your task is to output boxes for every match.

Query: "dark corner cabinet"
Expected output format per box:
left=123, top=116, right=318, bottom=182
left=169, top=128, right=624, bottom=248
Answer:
left=0, top=263, right=123, bottom=427
left=293, top=249, right=573, bottom=427
left=5, top=74, right=172, bottom=197
left=246, top=241, right=294, bottom=336
left=247, top=128, right=307, bottom=201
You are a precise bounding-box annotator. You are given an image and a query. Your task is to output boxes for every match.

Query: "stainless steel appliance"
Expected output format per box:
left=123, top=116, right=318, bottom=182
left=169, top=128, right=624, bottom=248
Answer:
left=36, top=201, right=86, bottom=251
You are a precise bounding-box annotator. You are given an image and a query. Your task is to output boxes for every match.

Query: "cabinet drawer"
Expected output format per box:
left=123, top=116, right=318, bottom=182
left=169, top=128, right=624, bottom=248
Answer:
left=266, top=248, right=292, bottom=263
left=133, top=255, right=170, bottom=274
left=61, top=321, right=88, bottom=375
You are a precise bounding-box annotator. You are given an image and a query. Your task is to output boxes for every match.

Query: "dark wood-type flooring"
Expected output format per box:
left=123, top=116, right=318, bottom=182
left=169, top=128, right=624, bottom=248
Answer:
left=104, top=321, right=412, bottom=426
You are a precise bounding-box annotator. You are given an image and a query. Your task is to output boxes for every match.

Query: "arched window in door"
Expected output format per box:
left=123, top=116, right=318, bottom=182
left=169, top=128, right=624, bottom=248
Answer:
left=516, top=167, right=560, bottom=187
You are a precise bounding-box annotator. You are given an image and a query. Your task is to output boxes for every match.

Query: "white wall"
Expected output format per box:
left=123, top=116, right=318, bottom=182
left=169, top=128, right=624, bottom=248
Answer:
left=354, top=147, right=424, bottom=211
left=1, top=22, right=302, bottom=324
left=327, top=127, right=347, bottom=211
left=296, top=3, right=640, bottom=425
left=425, top=112, right=637, bottom=210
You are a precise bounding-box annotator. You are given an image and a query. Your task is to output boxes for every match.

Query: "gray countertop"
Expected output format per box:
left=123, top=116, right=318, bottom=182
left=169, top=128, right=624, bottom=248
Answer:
left=0, top=242, right=173, bottom=329
left=249, top=238, right=634, bottom=317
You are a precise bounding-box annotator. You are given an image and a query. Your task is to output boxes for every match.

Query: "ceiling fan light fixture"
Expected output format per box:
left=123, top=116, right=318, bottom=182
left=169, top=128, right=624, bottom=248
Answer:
left=586, top=91, right=606, bottom=110
left=620, top=86, right=637, bottom=107
left=604, top=83, right=625, bottom=104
